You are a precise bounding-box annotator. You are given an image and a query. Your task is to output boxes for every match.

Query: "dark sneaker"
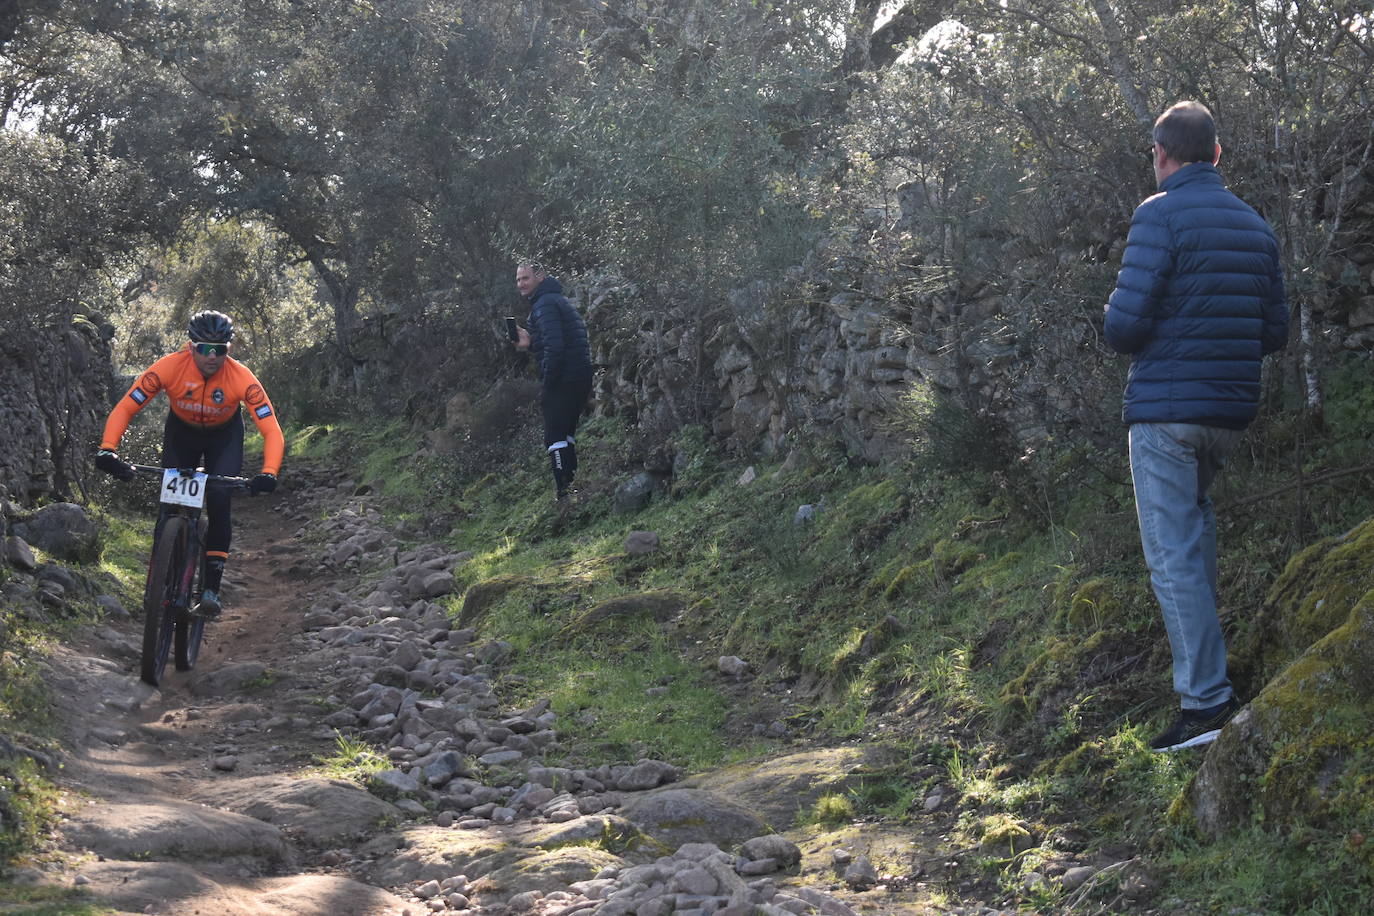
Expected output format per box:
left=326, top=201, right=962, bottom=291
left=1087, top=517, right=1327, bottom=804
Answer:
left=192, top=588, right=222, bottom=620
left=1149, top=698, right=1238, bottom=752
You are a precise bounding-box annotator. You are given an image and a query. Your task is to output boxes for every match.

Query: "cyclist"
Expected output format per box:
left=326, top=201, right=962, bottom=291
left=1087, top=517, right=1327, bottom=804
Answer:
left=94, top=310, right=284, bottom=619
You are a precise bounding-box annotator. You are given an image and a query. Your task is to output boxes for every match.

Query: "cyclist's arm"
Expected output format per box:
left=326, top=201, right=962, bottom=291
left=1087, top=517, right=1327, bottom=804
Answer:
left=238, top=370, right=284, bottom=476
left=99, top=357, right=172, bottom=450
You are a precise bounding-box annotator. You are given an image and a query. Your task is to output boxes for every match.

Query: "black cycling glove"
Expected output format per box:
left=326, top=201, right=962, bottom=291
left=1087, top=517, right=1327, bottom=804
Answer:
left=95, top=449, right=136, bottom=481
left=249, top=472, right=278, bottom=495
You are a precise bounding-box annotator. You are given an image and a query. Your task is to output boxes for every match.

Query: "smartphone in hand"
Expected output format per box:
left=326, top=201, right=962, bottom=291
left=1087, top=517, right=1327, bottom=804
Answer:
left=505, top=317, right=519, bottom=342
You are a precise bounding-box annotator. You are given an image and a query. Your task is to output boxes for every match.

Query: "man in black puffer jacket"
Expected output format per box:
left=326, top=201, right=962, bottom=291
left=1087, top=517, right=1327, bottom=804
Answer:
left=1105, top=101, right=1288, bottom=753
left=514, top=263, right=594, bottom=499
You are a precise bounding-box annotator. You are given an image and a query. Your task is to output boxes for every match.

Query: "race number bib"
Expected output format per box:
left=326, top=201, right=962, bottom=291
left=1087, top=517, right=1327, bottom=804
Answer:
left=160, top=469, right=208, bottom=509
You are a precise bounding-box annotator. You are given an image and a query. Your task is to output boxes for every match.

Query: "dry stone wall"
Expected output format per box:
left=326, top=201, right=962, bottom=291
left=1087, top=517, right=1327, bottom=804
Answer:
left=0, top=314, right=115, bottom=504
left=579, top=213, right=1374, bottom=464
left=579, top=235, right=1121, bottom=464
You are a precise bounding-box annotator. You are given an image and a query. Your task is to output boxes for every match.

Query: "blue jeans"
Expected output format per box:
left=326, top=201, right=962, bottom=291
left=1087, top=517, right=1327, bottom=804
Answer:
left=1129, top=422, right=1244, bottom=710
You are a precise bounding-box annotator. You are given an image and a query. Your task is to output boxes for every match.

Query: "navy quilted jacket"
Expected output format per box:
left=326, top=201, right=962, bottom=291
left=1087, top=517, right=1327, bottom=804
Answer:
left=1105, top=163, right=1289, bottom=429
left=526, top=276, right=592, bottom=390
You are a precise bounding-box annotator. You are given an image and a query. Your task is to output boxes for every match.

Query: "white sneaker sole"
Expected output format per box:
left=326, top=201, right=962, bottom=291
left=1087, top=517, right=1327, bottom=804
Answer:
left=1151, top=727, right=1222, bottom=753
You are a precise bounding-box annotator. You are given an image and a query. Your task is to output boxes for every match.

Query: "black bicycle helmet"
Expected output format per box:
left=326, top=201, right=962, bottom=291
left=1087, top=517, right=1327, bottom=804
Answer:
left=187, top=310, right=234, bottom=343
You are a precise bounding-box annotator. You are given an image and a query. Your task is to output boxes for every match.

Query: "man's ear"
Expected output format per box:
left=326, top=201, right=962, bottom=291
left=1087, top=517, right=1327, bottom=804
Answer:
left=1212, top=142, right=1222, bottom=165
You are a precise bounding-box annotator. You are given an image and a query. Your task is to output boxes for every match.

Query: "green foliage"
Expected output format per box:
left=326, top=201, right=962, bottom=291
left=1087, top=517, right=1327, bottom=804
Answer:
left=315, top=731, right=389, bottom=783
left=846, top=775, right=920, bottom=821
left=1161, top=824, right=1373, bottom=915
left=1306, top=354, right=1374, bottom=470
left=0, top=753, right=57, bottom=865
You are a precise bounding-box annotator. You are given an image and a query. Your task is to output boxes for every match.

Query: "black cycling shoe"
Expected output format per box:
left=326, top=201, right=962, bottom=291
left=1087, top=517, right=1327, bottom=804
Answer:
left=191, top=589, right=222, bottom=620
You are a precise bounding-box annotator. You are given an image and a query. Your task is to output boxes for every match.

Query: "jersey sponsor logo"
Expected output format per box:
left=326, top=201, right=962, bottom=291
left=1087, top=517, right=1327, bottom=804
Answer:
left=176, top=399, right=225, bottom=415
left=244, top=384, right=265, bottom=406
left=139, top=372, right=160, bottom=394
left=129, top=388, right=148, bottom=405
left=212, top=388, right=225, bottom=404
left=254, top=404, right=273, bottom=419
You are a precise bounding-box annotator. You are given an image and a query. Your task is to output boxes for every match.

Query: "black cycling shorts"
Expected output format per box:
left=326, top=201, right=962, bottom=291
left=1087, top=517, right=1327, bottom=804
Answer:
left=161, top=410, right=244, bottom=554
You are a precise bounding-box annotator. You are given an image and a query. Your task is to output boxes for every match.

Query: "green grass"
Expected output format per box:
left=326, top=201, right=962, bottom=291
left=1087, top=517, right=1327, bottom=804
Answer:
left=1160, top=825, right=1373, bottom=915
left=93, top=511, right=149, bottom=597
left=0, top=883, right=113, bottom=915
left=0, top=755, right=60, bottom=866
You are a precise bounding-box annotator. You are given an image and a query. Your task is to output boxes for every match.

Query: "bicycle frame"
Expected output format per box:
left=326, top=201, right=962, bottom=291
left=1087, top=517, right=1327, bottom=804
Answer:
left=129, top=464, right=248, bottom=686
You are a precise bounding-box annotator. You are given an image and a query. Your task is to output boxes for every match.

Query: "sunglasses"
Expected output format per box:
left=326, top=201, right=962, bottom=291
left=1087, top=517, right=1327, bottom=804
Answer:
left=192, top=341, right=229, bottom=356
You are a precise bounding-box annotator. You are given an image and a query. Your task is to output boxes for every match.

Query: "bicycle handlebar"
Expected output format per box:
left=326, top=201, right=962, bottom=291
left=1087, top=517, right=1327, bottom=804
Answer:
left=128, top=464, right=252, bottom=487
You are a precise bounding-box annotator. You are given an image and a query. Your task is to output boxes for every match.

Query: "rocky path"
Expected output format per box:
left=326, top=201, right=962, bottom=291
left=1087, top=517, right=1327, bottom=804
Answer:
left=19, top=464, right=1009, bottom=916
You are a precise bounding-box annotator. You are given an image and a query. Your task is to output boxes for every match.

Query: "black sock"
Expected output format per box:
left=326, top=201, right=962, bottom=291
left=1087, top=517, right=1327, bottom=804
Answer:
left=203, top=555, right=226, bottom=593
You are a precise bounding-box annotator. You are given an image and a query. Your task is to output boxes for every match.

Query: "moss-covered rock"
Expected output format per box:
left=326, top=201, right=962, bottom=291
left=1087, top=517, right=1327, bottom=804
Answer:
left=1187, top=523, right=1374, bottom=843
left=457, top=574, right=536, bottom=628
left=1000, top=629, right=1112, bottom=718
left=687, top=745, right=904, bottom=830
left=564, top=590, right=686, bottom=634
left=1233, top=516, right=1374, bottom=689
left=1054, top=577, right=1124, bottom=630
left=977, top=813, right=1034, bottom=857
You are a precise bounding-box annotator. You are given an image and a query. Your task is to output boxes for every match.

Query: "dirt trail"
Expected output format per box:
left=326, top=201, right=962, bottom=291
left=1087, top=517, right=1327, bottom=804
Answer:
left=15, top=472, right=1025, bottom=916
left=32, top=483, right=412, bottom=916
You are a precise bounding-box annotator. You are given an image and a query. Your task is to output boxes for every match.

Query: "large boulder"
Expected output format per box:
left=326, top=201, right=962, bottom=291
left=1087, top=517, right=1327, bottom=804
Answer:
left=364, top=826, right=527, bottom=886
left=61, top=861, right=408, bottom=916
left=12, top=503, right=100, bottom=563
left=62, top=800, right=290, bottom=864
left=618, top=787, right=766, bottom=848
left=475, top=847, right=625, bottom=903
left=190, top=777, right=402, bottom=846
left=687, top=746, right=903, bottom=831
left=1186, top=517, right=1374, bottom=838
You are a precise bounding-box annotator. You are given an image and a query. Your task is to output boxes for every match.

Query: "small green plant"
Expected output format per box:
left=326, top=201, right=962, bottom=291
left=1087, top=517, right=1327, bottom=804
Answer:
left=946, top=746, right=966, bottom=786
left=316, top=731, right=388, bottom=782
left=241, top=670, right=278, bottom=691
left=848, top=776, right=920, bottom=820
left=809, top=792, right=855, bottom=826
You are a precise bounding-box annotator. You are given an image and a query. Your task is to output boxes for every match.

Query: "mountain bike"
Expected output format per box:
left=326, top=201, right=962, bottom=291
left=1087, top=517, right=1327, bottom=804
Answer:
left=128, top=464, right=249, bottom=687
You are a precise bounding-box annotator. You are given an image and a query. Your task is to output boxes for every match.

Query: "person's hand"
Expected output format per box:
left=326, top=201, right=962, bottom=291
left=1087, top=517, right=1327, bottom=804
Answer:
left=95, top=449, right=135, bottom=481
left=249, top=472, right=278, bottom=495
left=515, top=326, right=531, bottom=351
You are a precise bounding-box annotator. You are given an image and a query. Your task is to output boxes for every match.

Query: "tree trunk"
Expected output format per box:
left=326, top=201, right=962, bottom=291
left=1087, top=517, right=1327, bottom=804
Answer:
left=1089, top=0, right=1152, bottom=130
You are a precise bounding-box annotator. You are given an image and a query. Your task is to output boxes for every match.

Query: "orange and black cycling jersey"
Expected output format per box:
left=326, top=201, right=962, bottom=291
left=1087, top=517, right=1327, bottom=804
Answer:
left=100, top=345, right=285, bottom=475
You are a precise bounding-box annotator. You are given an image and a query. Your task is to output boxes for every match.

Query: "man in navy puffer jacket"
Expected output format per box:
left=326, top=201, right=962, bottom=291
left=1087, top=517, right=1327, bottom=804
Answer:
left=1104, top=101, right=1288, bottom=753
left=514, top=263, right=594, bottom=499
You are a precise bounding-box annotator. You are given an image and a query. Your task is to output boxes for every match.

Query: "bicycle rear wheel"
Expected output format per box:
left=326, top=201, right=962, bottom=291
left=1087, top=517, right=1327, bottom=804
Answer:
left=141, top=516, right=189, bottom=686
left=174, top=518, right=208, bottom=671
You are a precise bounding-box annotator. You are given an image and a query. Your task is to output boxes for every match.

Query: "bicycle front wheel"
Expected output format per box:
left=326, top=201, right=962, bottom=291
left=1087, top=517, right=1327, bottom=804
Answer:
left=175, top=517, right=208, bottom=671
left=141, top=516, right=189, bottom=686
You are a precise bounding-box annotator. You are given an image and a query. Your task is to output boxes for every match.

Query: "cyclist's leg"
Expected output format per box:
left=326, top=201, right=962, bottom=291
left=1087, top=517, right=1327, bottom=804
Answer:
left=157, top=413, right=202, bottom=545
left=200, top=412, right=245, bottom=601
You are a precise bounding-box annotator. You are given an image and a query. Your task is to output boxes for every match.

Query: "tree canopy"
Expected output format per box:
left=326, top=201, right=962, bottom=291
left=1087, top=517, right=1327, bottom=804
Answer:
left=3, top=0, right=1373, bottom=422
